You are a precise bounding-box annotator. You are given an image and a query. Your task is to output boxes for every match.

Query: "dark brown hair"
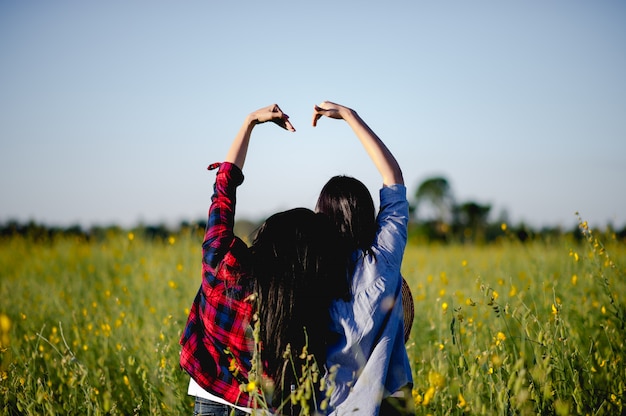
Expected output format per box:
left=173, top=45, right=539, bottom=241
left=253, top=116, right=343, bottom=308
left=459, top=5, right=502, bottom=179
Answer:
left=251, top=208, right=346, bottom=411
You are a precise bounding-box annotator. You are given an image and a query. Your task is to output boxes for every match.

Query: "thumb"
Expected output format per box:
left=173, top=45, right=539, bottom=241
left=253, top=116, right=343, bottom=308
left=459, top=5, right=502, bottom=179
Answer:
left=312, top=104, right=328, bottom=127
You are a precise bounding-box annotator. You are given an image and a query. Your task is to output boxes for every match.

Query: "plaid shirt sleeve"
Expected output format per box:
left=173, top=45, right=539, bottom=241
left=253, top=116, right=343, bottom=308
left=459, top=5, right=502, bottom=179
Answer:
left=179, top=162, right=255, bottom=407
left=202, top=162, right=244, bottom=276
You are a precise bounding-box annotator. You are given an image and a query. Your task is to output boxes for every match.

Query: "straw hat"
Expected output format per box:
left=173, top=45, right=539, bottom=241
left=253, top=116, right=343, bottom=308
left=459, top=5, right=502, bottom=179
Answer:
left=401, top=277, right=414, bottom=344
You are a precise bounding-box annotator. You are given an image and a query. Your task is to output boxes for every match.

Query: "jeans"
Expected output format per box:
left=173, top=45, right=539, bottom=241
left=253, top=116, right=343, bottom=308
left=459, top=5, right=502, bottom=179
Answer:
left=193, top=396, right=249, bottom=416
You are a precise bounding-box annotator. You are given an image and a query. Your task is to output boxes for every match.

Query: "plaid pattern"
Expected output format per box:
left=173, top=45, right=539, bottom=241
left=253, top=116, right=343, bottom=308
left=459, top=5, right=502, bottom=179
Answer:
left=180, top=162, right=255, bottom=407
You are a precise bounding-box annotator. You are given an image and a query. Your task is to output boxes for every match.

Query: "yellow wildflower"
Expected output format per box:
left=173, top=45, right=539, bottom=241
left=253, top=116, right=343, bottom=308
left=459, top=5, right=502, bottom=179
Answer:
left=412, top=389, right=423, bottom=405
left=491, top=354, right=502, bottom=367
left=422, top=386, right=435, bottom=405
left=0, top=314, right=11, bottom=339
left=428, top=371, right=445, bottom=389
left=457, top=393, right=467, bottom=408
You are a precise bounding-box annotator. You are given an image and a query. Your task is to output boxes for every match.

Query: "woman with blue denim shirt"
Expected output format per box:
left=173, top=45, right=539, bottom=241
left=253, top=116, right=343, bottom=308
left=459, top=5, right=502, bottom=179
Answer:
left=312, top=102, right=414, bottom=416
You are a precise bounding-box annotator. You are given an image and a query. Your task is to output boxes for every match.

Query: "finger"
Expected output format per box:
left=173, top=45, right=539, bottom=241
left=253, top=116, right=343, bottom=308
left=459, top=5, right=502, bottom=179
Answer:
left=271, top=114, right=296, bottom=131
left=284, top=118, right=296, bottom=132
left=312, top=105, right=324, bottom=127
left=270, top=104, right=284, bottom=120
left=265, top=104, right=290, bottom=128
left=278, top=111, right=295, bottom=131
left=271, top=118, right=287, bottom=129
left=274, top=107, right=293, bottom=128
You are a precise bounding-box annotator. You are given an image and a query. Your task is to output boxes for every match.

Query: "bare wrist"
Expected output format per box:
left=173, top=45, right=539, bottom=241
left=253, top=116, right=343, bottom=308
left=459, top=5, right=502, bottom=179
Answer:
left=342, top=107, right=359, bottom=122
left=244, top=114, right=258, bottom=128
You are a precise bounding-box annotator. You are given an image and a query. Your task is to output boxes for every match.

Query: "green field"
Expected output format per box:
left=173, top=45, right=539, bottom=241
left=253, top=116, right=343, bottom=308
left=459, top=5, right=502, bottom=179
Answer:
left=1, top=224, right=624, bottom=415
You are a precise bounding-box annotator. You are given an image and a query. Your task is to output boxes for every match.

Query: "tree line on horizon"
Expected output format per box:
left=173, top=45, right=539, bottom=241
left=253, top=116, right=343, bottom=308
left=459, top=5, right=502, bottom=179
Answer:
left=2, top=176, right=624, bottom=244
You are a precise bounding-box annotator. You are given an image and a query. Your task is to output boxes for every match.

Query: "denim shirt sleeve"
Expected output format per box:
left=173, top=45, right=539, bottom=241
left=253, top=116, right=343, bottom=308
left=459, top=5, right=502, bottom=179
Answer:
left=373, top=184, right=409, bottom=271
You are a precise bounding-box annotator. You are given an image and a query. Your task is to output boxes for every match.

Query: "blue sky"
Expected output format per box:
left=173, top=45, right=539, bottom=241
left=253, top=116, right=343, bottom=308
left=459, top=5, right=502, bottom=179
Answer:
left=1, top=1, right=625, bottom=230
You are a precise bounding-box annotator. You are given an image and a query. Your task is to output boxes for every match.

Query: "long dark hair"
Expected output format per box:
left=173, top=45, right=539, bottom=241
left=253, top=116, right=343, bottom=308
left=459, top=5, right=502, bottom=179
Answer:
left=251, top=208, right=346, bottom=411
left=315, top=175, right=377, bottom=256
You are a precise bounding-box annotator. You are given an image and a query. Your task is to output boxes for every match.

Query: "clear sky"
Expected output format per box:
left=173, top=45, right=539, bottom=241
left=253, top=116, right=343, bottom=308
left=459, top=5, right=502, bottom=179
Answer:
left=1, top=1, right=625, bottom=230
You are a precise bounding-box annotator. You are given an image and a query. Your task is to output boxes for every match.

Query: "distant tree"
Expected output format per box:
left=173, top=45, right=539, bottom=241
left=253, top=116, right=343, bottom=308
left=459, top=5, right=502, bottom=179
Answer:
left=453, top=201, right=491, bottom=243
left=414, top=176, right=455, bottom=239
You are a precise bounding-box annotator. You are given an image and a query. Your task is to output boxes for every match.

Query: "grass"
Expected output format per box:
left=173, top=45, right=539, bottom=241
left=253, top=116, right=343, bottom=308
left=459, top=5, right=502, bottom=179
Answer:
left=403, top=223, right=625, bottom=415
left=0, top=230, right=197, bottom=415
left=0, top=222, right=624, bottom=415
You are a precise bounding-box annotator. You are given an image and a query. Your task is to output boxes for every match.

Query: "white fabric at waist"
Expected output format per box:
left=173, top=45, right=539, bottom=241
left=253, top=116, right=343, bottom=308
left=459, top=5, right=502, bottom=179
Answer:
left=187, top=377, right=252, bottom=414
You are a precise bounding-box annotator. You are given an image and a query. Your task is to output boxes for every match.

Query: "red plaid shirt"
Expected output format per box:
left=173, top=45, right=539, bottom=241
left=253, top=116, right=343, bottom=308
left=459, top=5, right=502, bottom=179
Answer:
left=180, top=162, right=255, bottom=407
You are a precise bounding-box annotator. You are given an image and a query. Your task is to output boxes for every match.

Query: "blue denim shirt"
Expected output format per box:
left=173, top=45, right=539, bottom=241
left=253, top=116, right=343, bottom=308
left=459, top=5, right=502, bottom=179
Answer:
left=326, top=184, right=413, bottom=415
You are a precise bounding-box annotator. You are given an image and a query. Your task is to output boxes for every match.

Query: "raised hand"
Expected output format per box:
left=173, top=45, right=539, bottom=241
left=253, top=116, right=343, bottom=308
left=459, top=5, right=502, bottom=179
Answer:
left=311, top=101, right=351, bottom=127
left=311, top=100, right=403, bottom=186
left=250, top=103, right=296, bottom=132
left=225, top=103, right=295, bottom=169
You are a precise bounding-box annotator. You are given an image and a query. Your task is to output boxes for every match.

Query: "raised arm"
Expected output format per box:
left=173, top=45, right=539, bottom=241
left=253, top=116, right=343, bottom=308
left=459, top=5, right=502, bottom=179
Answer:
left=225, top=104, right=295, bottom=170
left=312, top=101, right=403, bottom=186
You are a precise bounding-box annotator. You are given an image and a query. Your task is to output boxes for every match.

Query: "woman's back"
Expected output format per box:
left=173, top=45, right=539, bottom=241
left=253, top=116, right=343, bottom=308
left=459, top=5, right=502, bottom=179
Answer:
left=312, top=101, right=413, bottom=415
left=323, top=182, right=412, bottom=415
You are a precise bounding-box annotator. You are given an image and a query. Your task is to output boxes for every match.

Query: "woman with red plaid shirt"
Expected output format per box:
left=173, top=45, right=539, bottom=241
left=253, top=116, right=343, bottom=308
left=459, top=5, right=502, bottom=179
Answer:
left=180, top=104, right=347, bottom=415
